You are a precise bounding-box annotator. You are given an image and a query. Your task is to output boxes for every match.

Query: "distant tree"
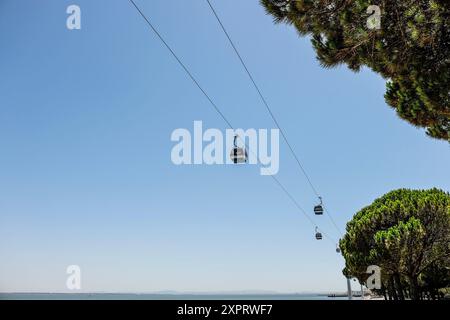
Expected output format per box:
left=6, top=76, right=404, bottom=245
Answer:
left=339, top=188, right=450, bottom=300
left=261, top=0, right=450, bottom=141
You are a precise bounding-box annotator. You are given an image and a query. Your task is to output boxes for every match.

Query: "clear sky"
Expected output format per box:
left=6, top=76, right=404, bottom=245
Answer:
left=0, top=0, right=449, bottom=293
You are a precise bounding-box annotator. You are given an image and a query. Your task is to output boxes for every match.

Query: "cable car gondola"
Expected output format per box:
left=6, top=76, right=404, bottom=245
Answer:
left=315, top=227, right=322, bottom=240
left=314, top=196, right=324, bottom=215
left=230, top=135, right=248, bottom=164
left=336, top=245, right=341, bottom=253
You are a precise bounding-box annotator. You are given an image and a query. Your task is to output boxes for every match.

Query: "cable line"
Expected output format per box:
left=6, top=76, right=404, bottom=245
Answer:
left=128, top=0, right=337, bottom=245
left=205, top=0, right=344, bottom=237
left=128, top=0, right=233, bottom=130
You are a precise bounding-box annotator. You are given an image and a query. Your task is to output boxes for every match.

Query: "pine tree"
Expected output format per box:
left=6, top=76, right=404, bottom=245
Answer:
left=339, top=188, right=450, bottom=300
left=261, top=0, right=450, bottom=141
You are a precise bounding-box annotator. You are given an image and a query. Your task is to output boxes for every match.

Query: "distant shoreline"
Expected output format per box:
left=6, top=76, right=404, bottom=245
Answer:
left=0, top=292, right=351, bottom=300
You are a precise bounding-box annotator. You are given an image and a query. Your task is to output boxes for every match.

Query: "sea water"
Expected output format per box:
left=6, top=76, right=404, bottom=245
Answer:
left=0, top=293, right=350, bottom=300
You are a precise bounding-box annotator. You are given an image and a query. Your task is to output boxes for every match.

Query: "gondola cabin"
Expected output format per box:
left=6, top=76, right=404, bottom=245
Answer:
left=314, top=197, right=324, bottom=215
left=230, top=135, right=248, bottom=164
left=314, top=204, right=324, bottom=215
left=315, top=227, right=322, bottom=240
left=230, top=147, right=247, bottom=164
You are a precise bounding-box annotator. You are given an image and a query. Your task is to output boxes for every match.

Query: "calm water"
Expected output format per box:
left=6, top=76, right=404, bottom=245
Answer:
left=0, top=293, right=350, bottom=300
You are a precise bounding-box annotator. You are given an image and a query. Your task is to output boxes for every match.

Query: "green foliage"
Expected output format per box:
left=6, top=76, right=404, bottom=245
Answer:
left=261, top=0, right=450, bottom=141
left=339, top=188, right=450, bottom=300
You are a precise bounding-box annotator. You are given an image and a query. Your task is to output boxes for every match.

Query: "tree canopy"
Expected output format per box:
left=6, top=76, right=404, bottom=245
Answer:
left=339, top=188, right=450, bottom=300
left=261, top=0, right=450, bottom=141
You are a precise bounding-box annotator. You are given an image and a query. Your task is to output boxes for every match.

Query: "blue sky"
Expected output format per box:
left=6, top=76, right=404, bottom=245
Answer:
left=0, top=0, right=449, bottom=293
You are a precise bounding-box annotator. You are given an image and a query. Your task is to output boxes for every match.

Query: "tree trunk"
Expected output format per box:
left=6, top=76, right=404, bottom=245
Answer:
left=381, top=283, right=387, bottom=300
left=409, top=275, right=420, bottom=300
left=386, top=279, right=393, bottom=300
left=403, top=288, right=409, bottom=299
left=393, top=273, right=405, bottom=300
left=388, top=276, right=398, bottom=300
